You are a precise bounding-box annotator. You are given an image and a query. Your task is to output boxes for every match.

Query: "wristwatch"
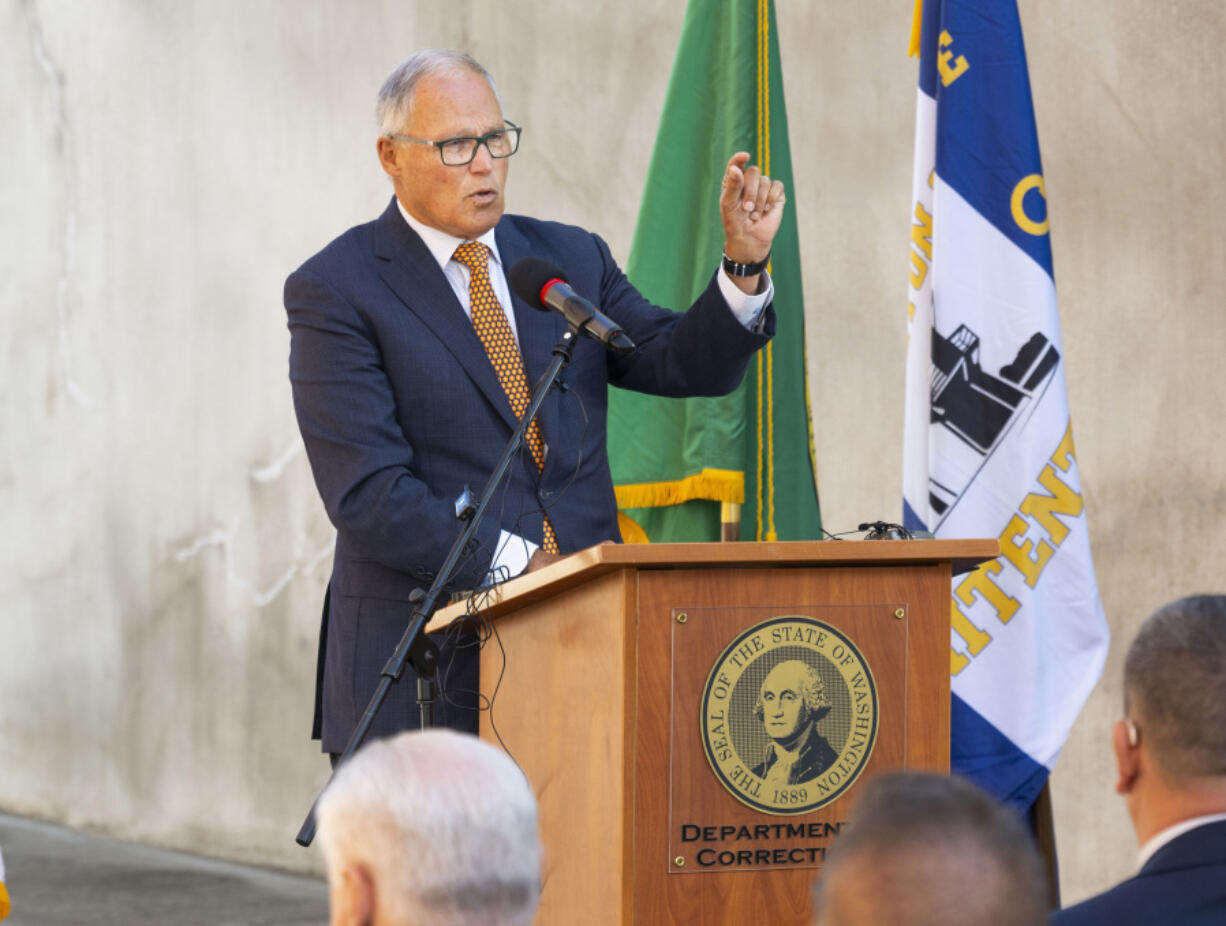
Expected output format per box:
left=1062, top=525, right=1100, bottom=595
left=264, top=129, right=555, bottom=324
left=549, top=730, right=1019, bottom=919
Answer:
left=722, top=250, right=771, bottom=277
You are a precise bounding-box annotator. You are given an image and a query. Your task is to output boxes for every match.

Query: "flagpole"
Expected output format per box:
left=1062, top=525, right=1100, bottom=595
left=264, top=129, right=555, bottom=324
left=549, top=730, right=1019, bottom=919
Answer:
left=720, top=502, right=740, bottom=541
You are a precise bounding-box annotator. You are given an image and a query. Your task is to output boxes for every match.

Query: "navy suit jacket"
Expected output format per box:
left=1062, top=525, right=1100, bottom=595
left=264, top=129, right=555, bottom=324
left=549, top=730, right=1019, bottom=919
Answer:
left=1050, top=819, right=1226, bottom=926
left=286, top=199, right=774, bottom=752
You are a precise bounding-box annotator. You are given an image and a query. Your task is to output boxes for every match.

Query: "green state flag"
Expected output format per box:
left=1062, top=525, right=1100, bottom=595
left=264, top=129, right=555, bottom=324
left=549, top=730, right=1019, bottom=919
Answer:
left=608, top=0, right=821, bottom=543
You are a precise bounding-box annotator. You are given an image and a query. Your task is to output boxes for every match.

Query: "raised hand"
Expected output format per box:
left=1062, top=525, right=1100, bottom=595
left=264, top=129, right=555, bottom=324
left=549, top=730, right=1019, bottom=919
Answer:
left=719, top=151, right=787, bottom=267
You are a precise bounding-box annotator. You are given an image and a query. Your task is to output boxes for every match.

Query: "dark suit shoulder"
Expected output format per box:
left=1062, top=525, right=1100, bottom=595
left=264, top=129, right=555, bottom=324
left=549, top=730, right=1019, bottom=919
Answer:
left=1144, top=819, right=1226, bottom=874
left=1050, top=850, right=1226, bottom=925
left=289, top=208, right=610, bottom=289
left=290, top=213, right=382, bottom=281
left=496, top=213, right=612, bottom=271
left=499, top=212, right=596, bottom=244
left=1050, top=877, right=1156, bottom=926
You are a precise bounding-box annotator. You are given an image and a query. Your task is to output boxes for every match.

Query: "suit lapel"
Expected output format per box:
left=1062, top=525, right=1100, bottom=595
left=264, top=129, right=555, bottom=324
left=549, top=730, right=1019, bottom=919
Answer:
left=371, top=200, right=518, bottom=431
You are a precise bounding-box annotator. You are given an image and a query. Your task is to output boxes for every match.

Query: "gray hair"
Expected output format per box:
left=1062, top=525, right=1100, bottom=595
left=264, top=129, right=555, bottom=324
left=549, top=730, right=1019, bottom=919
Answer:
left=316, top=730, right=541, bottom=926
left=376, top=49, right=502, bottom=135
left=754, top=659, right=831, bottom=722
left=813, top=773, right=1047, bottom=926
left=1125, top=594, right=1226, bottom=782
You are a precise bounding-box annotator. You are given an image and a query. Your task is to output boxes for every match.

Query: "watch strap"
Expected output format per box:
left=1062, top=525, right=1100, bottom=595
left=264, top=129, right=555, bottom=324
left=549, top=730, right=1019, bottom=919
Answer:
left=722, top=250, right=771, bottom=277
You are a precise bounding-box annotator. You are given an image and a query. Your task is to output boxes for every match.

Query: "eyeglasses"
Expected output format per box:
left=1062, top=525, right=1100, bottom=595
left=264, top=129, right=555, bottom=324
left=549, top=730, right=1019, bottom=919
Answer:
left=386, top=121, right=522, bottom=166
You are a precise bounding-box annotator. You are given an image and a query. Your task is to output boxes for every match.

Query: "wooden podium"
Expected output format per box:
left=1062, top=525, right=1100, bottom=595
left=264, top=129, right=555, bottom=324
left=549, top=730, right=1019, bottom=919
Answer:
left=429, top=539, right=996, bottom=925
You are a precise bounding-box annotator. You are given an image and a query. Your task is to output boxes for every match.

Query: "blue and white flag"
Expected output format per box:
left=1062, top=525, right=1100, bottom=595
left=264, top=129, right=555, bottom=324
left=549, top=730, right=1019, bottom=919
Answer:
left=903, top=0, right=1110, bottom=812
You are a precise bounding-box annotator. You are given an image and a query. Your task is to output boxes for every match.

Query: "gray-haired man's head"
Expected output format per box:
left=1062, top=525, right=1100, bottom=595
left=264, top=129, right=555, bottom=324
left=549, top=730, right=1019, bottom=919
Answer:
left=376, top=50, right=501, bottom=136
left=374, top=49, right=512, bottom=241
left=316, top=729, right=541, bottom=926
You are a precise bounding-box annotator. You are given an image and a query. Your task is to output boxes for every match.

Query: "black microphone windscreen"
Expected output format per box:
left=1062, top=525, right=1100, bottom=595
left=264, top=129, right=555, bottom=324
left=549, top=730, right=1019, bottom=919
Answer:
left=508, top=258, right=567, bottom=309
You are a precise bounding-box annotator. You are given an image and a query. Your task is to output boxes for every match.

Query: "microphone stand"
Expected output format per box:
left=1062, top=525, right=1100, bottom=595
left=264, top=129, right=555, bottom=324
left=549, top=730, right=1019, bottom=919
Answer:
left=296, top=327, right=580, bottom=847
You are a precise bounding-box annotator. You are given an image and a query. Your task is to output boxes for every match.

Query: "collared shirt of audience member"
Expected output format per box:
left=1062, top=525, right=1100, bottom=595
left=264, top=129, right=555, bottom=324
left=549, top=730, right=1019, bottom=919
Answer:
left=285, top=49, right=786, bottom=750
left=753, top=660, right=839, bottom=785
left=316, top=729, right=541, bottom=926
left=1050, top=595, right=1226, bottom=925
left=813, top=771, right=1048, bottom=926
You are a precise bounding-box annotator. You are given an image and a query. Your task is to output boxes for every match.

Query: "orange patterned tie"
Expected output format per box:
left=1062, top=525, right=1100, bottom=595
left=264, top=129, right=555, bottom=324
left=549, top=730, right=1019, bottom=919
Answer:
left=453, top=241, right=558, bottom=554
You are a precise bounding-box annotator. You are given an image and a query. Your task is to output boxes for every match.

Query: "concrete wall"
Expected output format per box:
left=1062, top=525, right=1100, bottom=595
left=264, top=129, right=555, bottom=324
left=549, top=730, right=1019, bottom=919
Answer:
left=2, top=0, right=1223, bottom=902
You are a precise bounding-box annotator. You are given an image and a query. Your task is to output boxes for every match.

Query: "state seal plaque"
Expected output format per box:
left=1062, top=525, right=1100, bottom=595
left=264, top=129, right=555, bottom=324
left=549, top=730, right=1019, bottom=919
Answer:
left=700, top=615, right=878, bottom=816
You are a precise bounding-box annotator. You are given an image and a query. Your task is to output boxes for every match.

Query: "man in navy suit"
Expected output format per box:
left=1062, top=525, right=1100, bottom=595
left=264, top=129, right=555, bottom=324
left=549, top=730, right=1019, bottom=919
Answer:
left=286, top=50, right=784, bottom=756
left=1051, top=595, right=1226, bottom=925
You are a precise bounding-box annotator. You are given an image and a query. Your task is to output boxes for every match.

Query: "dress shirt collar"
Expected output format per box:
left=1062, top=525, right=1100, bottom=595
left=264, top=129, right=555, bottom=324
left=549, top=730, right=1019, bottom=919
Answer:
left=1137, top=811, right=1226, bottom=871
left=395, top=198, right=503, bottom=273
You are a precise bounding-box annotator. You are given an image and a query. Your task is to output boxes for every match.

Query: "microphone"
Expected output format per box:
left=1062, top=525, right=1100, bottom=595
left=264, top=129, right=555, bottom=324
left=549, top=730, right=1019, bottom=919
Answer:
left=508, top=258, right=636, bottom=355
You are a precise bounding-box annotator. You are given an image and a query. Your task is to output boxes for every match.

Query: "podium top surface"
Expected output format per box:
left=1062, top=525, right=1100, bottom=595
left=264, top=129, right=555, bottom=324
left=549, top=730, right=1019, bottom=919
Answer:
left=428, top=538, right=997, bottom=629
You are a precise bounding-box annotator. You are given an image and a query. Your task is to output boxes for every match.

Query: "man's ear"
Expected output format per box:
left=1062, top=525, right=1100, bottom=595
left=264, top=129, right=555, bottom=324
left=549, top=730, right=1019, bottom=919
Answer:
left=376, top=136, right=401, bottom=180
left=1113, top=719, right=1141, bottom=795
left=331, top=861, right=375, bottom=926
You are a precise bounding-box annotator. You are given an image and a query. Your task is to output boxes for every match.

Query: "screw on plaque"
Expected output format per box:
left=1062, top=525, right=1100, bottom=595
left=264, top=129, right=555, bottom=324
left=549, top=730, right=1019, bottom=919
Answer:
left=676, top=613, right=688, bottom=624
left=674, top=856, right=686, bottom=867
left=894, top=608, right=906, bottom=620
